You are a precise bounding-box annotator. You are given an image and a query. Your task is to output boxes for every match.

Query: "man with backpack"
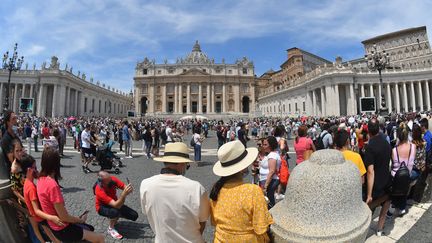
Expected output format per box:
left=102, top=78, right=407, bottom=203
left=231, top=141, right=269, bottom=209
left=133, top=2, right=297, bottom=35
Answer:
left=316, top=123, right=332, bottom=150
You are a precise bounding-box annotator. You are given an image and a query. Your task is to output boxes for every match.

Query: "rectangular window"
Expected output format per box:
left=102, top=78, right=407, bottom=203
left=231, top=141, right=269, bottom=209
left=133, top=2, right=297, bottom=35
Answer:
left=228, top=70, right=232, bottom=74
left=216, top=69, right=221, bottom=73
left=143, top=69, right=148, bottom=75
left=157, top=70, right=162, bottom=74
left=202, top=69, right=206, bottom=73
left=168, top=69, right=174, bottom=74
left=303, top=102, right=306, bottom=111
left=242, top=68, right=247, bottom=74
left=183, top=69, right=187, bottom=72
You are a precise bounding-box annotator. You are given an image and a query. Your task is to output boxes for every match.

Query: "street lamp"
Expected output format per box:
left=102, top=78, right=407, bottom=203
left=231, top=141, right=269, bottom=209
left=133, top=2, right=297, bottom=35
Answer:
left=365, top=44, right=390, bottom=115
left=2, top=43, right=24, bottom=112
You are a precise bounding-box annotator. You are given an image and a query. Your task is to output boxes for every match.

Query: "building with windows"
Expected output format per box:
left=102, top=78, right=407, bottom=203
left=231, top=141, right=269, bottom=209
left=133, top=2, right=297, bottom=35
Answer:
left=133, top=41, right=256, bottom=118
left=0, top=56, right=131, bottom=117
left=258, top=26, right=432, bottom=117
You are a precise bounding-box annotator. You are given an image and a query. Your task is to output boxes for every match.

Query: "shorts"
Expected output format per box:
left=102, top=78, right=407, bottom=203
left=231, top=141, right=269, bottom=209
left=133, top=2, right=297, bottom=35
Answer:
left=52, top=224, right=85, bottom=242
left=82, top=147, right=93, bottom=158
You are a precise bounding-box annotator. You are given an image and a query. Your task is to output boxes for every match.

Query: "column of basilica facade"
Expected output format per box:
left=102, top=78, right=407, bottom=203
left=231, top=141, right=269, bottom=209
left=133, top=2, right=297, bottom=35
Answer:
left=0, top=56, right=131, bottom=117
left=134, top=41, right=256, bottom=118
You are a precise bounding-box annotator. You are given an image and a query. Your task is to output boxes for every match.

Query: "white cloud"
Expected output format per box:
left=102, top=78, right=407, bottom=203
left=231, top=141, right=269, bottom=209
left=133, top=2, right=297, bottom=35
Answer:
left=0, top=0, right=431, bottom=91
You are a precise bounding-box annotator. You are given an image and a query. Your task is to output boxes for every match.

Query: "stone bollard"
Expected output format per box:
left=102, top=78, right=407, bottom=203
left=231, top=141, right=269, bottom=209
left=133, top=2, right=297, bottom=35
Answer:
left=270, top=150, right=371, bottom=243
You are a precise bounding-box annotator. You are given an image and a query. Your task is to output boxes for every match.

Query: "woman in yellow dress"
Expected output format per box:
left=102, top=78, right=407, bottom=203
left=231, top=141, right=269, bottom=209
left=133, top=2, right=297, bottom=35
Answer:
left=210, top=140, right=274, bottom=243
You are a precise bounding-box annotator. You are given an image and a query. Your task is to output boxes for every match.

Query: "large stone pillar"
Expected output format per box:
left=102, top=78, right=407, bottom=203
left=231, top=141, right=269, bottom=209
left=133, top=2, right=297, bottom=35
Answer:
left=58, top=85, right=66, bottom=117
left=21, top=84, right=26, bottom=99
left=198, top=84, right=202, bottom=113
left=206, top=83, right=211, bottom=113
left=162, top=85, right=167, bottom=113
left=403, top=82, right=408, bottom=112
left=173, top=84, right=178, bottom=113
left=410, top=81, right=416, bottom=112
left=186, top=83, right=191, bottom=113
left=360, top=84, right=365, bottom=97
left=178, top=84, right=182, bottom=113
left=13, top=83, right=18, bottom=113
left=52, top=84, right=58, bottom=117
left=369, top=84, right=374, bottom=98
left=386, top=83, right=392, bottom=113
left=29, top=84, right=34, bottom=98
left=425, top=81, right=431, bottom=111
left=269, top=150, right=371, bottom=243
left=378, top=83, right=382, bottom=110
left=222, top=84, right=226, bottom=113
left=0, top=83, right=3, bottom=110
left=311, top=89, right=316, bottom=116
left=65, top=87, right=70, bottom=115
left=320, top=87, right=325, bottom=116
left=417, top=81, right=424, bottom=111
left=395, top=83, right=401, bottom=113
left=211, top=83, right=215, bottom=113
left=334, top=84, right=340, bottom=116
left=75, top=90, right=79, bottom=115
left=350, top=84, right=357, bottom=115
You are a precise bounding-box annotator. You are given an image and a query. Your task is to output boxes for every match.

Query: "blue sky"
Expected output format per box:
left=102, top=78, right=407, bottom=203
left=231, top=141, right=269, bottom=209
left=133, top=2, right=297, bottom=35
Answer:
left=1, top=0, right=431, bottom=92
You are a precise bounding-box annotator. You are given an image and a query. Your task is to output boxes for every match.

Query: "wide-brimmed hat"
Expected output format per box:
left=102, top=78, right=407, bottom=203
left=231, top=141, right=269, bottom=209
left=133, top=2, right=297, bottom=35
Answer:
left=213, top=140, right=258, bottom=177
left=154, top=142, right=193, bottom=163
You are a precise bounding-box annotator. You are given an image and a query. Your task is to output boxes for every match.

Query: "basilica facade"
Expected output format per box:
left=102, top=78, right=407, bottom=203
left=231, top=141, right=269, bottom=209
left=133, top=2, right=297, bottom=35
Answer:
left=133, top=41, right=256, bottom=118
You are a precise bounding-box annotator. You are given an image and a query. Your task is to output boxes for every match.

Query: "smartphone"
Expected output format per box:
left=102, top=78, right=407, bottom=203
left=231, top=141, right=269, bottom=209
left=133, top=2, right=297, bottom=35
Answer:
left=126, top=177, right=130, bottom=184
left=79, top=210, right=89, bottom=218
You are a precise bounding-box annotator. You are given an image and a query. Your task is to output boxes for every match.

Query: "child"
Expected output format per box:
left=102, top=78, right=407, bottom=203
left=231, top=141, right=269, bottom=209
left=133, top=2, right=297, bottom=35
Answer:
left=23, top=154, right=61, bottom=243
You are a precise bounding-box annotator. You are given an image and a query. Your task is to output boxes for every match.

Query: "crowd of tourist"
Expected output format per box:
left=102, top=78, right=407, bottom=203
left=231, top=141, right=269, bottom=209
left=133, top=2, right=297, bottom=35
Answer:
left=1, top=109, right=432, bottom=242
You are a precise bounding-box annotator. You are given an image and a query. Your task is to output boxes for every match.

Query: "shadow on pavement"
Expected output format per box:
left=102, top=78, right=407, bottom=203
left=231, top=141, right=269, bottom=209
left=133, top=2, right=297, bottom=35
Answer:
left=116, top=221, right=154, bottom=240
left=62, top=187, right=86, bottom=194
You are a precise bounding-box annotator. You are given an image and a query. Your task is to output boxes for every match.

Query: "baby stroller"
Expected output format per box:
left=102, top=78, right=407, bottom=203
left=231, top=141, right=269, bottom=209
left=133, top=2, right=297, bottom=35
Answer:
left=96, top=140, right=122, bottom=174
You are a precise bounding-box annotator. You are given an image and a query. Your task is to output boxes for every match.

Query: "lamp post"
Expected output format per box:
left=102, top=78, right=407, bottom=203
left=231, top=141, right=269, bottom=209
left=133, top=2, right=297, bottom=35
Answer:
left=2, top=43, right=24, bottom=113
left=365, top=44, right=390, bottom=115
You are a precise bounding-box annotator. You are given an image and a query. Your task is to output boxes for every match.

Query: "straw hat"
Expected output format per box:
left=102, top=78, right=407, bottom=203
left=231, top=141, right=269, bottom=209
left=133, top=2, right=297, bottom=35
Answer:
left=213, top=140, right=258, bottom=177
left=154, top=142, right=193, bottom=163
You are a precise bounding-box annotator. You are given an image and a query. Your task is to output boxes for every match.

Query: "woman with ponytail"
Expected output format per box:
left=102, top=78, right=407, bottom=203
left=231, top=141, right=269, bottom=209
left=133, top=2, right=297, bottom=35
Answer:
left=210, top=140, right=273, bottom=243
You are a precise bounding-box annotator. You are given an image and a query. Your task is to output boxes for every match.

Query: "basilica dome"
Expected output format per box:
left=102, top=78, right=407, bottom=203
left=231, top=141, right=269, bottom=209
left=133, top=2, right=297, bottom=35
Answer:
left=183, top=41, right=211, bottom=64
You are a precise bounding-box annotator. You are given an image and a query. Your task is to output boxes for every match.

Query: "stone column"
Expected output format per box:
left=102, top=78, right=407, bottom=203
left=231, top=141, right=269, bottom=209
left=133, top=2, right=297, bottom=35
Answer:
left=58, top=85, right=66, bottom=117
left=29, top=84, right=34, bottom=98
left=178, top=84, right=182, bottom=113
left=211, top=84, right=215, bottom=113
left=206, top=84, right=211, bottom=113
left=198, top=84, right=202, bottom=113
left=65, top=87, right=70, bottom=115
left=162, top=85, right=167, bottom=113
left=378, top=83, right=382, bottom=109
left=425, top=81, right=431, bottom=111
left=395, top=83, right=401, bottom=113
left=0, top=83, right=3, bottom=110
left=75, top=90, right=79, bottom=115
left=52, top=85, right=58, bottom=117
left=173, top=84, right=178, bottom=113
left=360, top=84, right=365, bottom=97
left=186, top=83, right=191, bottom=113
left=386, top=84, right=392, bottom=113
left=410, top=81, right=416, bottom=112
left=222, top=84, right=226, bottom=113
left=13, top=83, right=18, bottom=112
left=311, top=89, right=316, bottom=116
left=350, top=84, right=357, bottom=115
left=417, top=81, right=424, bottom=111
left=21, top=84, right=26, bottom=99
left=403, top=82, right=408, bottom=112
left=369, top=84, right=374, bottom=98
left=334, top=84, right=340, bottom=116
left=320, top=87, right=325, bottom=116
left=37, top=84, right=44, bottom=116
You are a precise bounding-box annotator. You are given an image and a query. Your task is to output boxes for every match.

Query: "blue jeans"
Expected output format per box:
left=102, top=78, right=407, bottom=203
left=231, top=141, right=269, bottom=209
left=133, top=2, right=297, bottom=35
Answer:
left=145, top=141, right=152, bottom=157
left=260, top=179, right=280, bottom=209
left=194, top=144, right=201, bottom=161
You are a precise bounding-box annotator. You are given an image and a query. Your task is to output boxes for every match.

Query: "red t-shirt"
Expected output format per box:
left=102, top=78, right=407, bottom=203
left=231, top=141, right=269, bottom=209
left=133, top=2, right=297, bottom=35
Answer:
left=23, top=179, right=43, bottom=223
left=42, top=127, right=50, bottom=139
left=95, top=176, right=125, bottom=212
left=37, top=176, right=68, bottom=231
left=294, top=137, right=314, bottom=164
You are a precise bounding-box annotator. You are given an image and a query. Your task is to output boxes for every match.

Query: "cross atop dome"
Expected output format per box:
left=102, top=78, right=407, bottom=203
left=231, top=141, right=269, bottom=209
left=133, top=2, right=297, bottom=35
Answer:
left=192, top=40, right=201, bottom=52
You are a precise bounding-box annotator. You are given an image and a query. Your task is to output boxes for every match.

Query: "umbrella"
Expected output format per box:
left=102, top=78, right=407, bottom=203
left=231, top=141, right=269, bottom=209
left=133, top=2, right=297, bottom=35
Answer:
left=68, top=116, right=77, bottom=121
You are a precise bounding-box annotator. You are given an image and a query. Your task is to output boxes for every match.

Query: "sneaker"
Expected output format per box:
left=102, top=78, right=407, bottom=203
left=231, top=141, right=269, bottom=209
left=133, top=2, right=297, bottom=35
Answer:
left=399, top=209, right=407, bottom=217
left=275, top=193, right=282, bottom=200
left=107, top=227, right=123, bottom=239
left=376, top=230, right=383, bottom=237
left=126, top=156, right=133, bottom=159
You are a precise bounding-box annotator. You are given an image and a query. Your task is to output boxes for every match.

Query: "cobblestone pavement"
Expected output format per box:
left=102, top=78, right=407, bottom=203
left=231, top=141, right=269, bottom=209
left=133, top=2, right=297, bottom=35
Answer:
left=28, top=132, right=431, bottom=242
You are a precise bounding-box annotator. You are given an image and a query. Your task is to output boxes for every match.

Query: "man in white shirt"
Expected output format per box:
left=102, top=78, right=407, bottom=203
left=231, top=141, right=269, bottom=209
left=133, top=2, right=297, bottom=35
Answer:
left=165, top=124, right=173, bottom=143
left=140, top=142, right=209, bottom=243
left=81, top=124, right=95, bottom=173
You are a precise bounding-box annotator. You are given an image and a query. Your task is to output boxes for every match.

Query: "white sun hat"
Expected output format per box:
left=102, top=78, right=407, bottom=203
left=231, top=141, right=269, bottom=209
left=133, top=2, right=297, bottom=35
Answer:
left=153, top=142, right=193, bottom=163
left=213, top=140, right=258, bottom=177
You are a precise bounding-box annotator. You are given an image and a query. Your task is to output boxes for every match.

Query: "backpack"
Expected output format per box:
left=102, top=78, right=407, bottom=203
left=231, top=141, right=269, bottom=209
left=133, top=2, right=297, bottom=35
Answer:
left=391, top=145, right=412, bottom=196
left=315, top=131, right=328, bottom=150
left=160, top=128, right=167, bottom=141
left=190, top=136, right=196, bottom=147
